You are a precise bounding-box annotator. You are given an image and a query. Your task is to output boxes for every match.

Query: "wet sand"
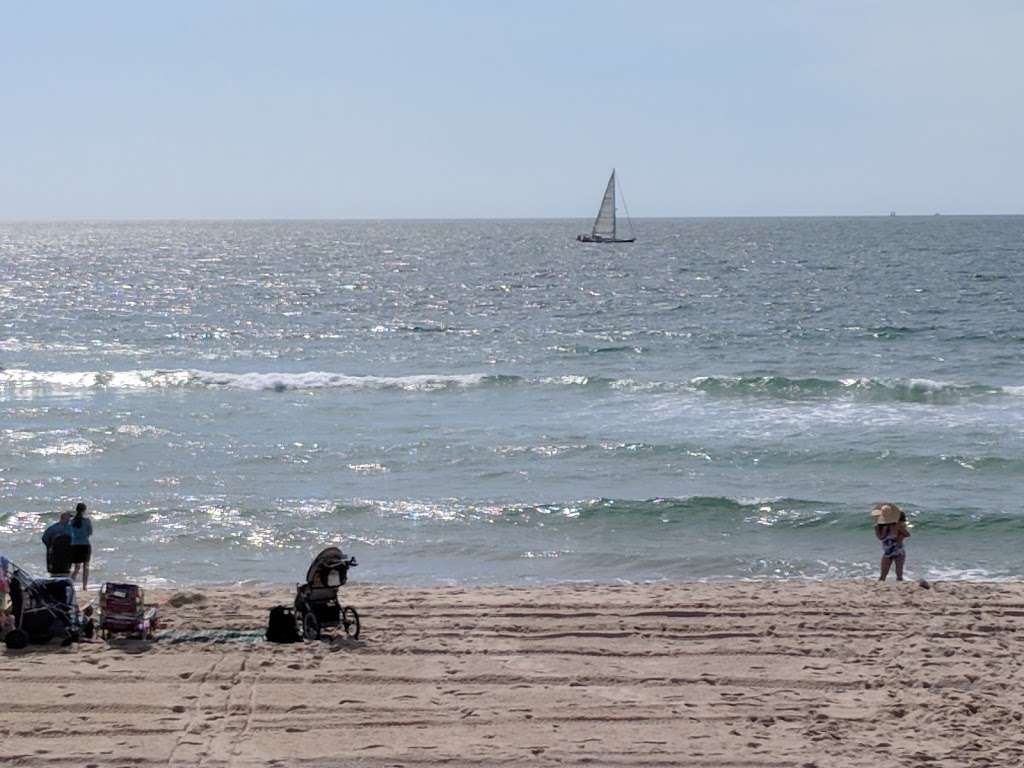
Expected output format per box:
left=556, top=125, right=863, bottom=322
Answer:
left=3, top=580, right=1024, bottom=767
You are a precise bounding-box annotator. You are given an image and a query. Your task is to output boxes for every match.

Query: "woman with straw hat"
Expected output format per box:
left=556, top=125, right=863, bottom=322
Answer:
left=871, top=503, right=910, bottom=581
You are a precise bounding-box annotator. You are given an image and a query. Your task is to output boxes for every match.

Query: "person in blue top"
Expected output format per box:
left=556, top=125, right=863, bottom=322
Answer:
left=41, top=511, right=73, bottom=575
left=68, top=502, right=93, bottom=590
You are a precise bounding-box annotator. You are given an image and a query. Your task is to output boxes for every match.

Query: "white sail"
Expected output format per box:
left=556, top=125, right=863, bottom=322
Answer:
left=591, top=171, right=617, bottom=239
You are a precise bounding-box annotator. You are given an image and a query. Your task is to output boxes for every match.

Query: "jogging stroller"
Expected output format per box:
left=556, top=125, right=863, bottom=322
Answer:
left=294, top=547, right=360, bottom=640
left=3, top=561, right=91, bottom=649
left=97, top=582, right=159, bottom=640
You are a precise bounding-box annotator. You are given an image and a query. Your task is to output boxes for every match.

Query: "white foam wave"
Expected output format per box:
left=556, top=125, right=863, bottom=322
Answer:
left=0, top=367, right=489, bottom=393
left=347, top=462, right=389, bottom=474
left=115, top=424, right=170, bottom=438
left=541, top=374, right=591, bottom=386
left=2, top=430, right=37, bottom=442
left=0, top=337, right=27, bottom=352
left=192, top=371, right=488, bottom=392
left=3, top=366, right=1022, bottom=399
left=0, top=369, right=192, bottom=390
left=902, top=377, right=956, bottom=392
left=31, top=439, right=100, bottom=457
left=609, top=378, right=662, bottom=392
left=923, top=566, right=1015, bottom=582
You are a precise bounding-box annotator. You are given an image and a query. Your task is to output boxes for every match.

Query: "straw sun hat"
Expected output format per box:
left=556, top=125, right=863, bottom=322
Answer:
left=870, top=503, right=902, bottom=525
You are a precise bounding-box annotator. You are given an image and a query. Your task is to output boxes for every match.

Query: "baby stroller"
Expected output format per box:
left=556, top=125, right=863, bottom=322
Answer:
left=97, top=582, right=159, bottom=640
left=294, top=547, right=360, bottom=640
left=4, top=561, right=91, bottom=649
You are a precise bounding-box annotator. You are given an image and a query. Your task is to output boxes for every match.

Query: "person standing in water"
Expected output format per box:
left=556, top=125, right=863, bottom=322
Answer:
left=68, top=502, right=94, bottom=590
left=41, top=511, right=73, bottom=575
left=872, top=503, right=910, bottom=581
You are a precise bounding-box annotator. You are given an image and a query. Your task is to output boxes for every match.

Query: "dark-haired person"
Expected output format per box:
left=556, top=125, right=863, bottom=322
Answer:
left=68, top=502, right=94, bottom=590
left=41, top=511, right=73, bottom=575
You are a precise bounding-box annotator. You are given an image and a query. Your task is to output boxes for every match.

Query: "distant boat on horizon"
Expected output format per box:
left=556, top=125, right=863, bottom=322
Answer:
left=577, top=169, right=635, bottom=243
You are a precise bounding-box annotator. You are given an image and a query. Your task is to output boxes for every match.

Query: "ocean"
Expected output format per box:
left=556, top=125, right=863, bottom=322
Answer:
left=1, top=217, right=1022, bottom=585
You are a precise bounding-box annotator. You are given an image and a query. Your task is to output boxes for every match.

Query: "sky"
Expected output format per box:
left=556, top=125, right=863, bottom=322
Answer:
left=1, top=1, right=1022, bottom=219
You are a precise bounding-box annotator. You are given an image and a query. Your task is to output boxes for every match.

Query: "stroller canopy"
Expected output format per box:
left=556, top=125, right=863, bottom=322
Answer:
left=305, top=547, right=347, bottom=585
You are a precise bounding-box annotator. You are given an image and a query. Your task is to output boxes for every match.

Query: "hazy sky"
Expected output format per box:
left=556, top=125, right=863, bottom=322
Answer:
left=2, top=1, right=1021, bottom=218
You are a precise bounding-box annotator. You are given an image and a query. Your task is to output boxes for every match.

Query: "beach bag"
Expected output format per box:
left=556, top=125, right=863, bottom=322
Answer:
left=266, top=605, right=300, bottom=644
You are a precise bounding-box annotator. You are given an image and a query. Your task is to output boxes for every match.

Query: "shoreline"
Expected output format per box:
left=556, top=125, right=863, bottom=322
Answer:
left=48, top=574, right=1024, bottom=594
left=5, top=580, right=1024, bottom=766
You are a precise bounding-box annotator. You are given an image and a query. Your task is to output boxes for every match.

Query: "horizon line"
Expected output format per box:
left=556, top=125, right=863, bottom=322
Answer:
left=2, top=212, right=1023, bottom=224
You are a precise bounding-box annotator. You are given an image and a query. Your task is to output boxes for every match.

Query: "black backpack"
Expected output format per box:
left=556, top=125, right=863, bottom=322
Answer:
left=266, top=605, right=300, bottom=644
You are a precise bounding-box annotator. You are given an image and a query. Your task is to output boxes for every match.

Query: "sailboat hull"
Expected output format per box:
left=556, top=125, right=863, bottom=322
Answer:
left=577, top=235, right=635, bottom=243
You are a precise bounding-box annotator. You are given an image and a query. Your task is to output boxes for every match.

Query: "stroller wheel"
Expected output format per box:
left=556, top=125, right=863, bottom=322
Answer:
left=4, top=628, right=29, bottom=650
left=341, top=606, right=360, bottom=639
left=302, top=612, right=321, bottom=641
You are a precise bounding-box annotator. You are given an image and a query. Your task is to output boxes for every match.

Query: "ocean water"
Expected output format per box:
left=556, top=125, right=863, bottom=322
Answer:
left=1, top=217, right=1022, bottom=586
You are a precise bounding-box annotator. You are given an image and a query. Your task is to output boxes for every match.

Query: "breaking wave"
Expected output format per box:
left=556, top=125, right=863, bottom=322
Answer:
left=7, top=495, right=1014, bottom=536
left=0, top=368, right=499, bottom=393
left=1, top=367, right=1021, bottom=402
left=357, top=495, right=1024, bottom=535
left=685, top=375, right=1006, bottom=403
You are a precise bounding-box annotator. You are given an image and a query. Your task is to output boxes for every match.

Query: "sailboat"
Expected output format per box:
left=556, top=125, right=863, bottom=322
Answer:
left=577, top=169, right=635, bottom=243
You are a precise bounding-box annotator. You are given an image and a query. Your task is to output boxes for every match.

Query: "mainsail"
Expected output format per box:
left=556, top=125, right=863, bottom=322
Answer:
left=591, top=170, right=617, bottom=239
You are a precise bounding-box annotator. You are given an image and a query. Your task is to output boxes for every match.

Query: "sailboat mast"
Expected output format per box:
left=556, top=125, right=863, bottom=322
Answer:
left=610, top=169, right=617, bottom=240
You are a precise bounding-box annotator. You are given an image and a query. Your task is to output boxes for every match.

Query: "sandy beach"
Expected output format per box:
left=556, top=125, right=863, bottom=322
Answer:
left=3, top=580, right=1023, bottom=767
